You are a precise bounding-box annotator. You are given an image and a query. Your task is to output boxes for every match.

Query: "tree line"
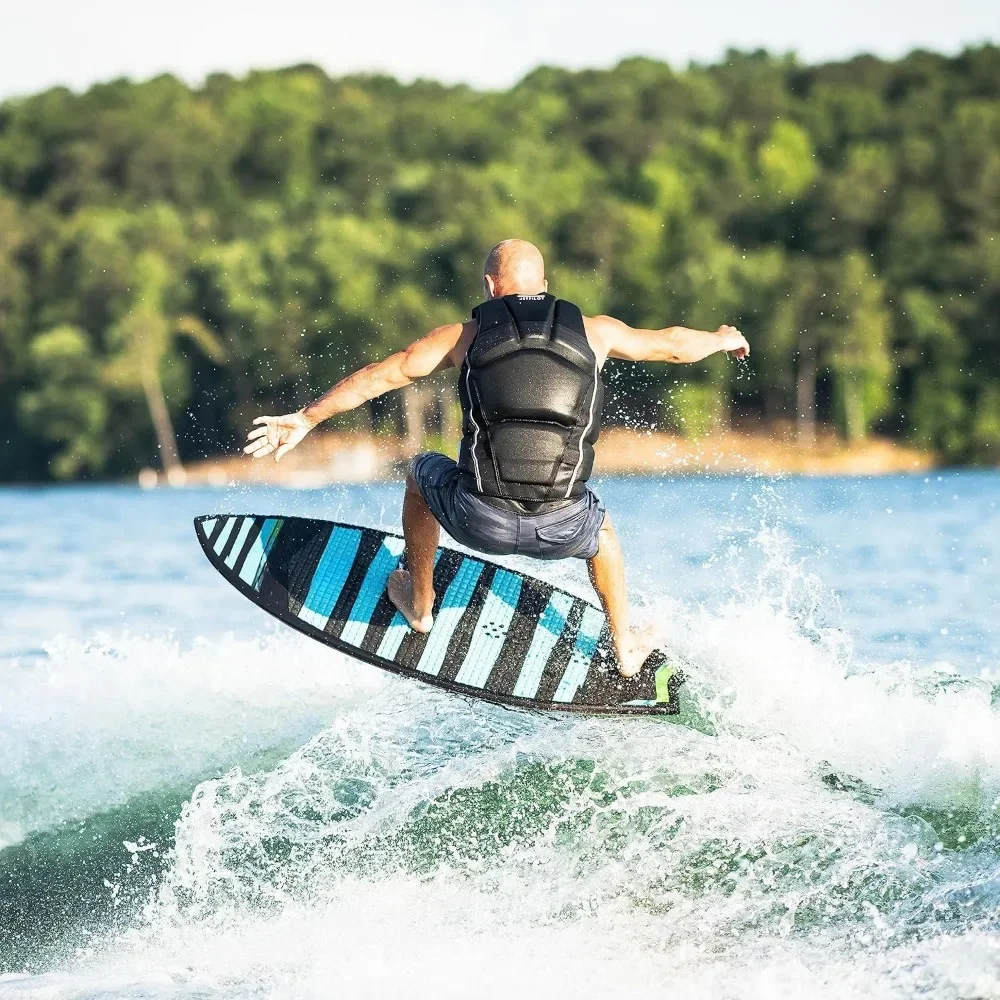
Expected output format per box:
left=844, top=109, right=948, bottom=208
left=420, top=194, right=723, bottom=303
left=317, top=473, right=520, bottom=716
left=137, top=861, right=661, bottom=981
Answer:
left=0, top=45, right=998, bottom=481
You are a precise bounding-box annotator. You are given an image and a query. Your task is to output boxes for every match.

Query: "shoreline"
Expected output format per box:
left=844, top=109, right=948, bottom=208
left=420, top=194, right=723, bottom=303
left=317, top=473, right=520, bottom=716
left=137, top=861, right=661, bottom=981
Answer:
left=0, top=428, right=945, bottom=489
left=164, top=426, right=936, bottom=488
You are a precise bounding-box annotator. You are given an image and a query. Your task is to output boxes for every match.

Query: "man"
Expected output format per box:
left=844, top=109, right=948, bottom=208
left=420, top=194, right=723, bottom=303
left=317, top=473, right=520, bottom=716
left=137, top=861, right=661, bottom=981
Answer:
left=245, top=240, right=749, bottom=676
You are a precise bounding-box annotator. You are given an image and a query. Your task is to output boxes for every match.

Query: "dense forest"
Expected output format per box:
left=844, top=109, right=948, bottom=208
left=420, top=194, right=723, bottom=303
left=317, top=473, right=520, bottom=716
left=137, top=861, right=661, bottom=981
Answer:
left=0, top=46, right=998, bottom=481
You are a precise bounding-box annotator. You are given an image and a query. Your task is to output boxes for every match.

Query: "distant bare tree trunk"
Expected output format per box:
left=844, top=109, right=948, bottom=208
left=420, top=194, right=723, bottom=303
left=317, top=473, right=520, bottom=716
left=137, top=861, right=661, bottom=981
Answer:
left=141, top=367, right=182, bottom=474
left=796, top=337, right=817, bottom=448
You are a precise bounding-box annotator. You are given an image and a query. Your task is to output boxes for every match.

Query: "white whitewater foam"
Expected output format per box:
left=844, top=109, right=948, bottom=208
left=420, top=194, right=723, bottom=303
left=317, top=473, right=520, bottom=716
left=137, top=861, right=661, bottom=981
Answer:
left=0, top=630, right=385, bottom=843
left=653, top=527, right=1000, bottom=812
left=5, top=519, right=1000, bottom=1000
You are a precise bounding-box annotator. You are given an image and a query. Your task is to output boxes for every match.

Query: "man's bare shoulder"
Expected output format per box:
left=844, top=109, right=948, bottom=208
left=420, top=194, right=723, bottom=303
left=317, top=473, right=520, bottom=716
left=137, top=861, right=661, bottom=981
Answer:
left=451, top=319, right=477, bottom=364
left=583, top=314, right=628, bottom=333
left=401, top=320, right=474, bottom=377
left=582, top=314, right=628, bottom=366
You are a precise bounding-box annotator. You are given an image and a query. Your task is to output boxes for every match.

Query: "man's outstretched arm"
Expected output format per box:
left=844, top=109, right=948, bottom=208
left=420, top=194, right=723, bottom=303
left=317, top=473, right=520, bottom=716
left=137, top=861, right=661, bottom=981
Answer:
left=245, top=321, right=470, bottom=462
left=584, top=314, right=749, bottom=367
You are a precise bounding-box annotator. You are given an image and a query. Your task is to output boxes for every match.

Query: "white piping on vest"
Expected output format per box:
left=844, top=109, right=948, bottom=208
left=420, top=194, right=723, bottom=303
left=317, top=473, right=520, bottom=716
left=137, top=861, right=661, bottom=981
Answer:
left=465, top=364, right=484, bottom=491
left=565, top=357, right=599, bottom=499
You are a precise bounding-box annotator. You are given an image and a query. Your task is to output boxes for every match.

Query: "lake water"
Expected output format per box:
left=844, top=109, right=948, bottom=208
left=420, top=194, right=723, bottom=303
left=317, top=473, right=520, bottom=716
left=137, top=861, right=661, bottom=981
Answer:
left=1, top=472, right=999, bottom=999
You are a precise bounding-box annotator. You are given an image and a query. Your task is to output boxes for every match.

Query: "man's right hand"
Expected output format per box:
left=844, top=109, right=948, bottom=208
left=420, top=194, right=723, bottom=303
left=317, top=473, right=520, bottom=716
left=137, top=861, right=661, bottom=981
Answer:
left=244, top=411, right=315, bottom=462
left=717, top=325, right=750, bottom=360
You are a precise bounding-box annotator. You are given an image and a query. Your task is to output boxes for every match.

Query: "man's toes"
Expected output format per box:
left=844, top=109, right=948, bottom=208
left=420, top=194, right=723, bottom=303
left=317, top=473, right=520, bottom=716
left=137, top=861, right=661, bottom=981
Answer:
left=386, top=571, right=433, bottom=633
left=618, top=658, right=643, bottom=678
left=616, top=642, right=648, bottom=677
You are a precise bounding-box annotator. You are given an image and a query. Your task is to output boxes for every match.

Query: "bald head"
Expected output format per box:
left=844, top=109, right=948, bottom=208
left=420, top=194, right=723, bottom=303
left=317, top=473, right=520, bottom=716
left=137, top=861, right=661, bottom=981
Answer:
left=483, top=240, right=547, bottom=298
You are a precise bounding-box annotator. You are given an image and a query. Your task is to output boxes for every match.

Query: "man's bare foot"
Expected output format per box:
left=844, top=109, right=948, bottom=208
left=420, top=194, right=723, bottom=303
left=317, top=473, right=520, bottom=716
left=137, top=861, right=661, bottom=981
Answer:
left=387, top=569, right=434, bottom=633
left=615, top=626, right=656, bottom=678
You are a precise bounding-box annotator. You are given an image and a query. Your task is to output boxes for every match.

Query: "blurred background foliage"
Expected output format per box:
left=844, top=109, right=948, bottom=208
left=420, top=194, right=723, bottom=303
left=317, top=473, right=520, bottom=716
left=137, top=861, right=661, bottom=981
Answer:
left=0, top=46, right=998, bottom=480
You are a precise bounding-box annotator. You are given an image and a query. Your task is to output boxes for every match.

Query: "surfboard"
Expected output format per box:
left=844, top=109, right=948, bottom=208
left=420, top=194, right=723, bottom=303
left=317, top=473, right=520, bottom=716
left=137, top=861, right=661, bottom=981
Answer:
left=194, top=515, right=685, bottom=716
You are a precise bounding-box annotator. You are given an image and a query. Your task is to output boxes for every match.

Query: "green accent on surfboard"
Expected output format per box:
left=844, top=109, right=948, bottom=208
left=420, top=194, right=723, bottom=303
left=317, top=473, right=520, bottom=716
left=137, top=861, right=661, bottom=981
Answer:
left=655, top=662, right=676, bottom=703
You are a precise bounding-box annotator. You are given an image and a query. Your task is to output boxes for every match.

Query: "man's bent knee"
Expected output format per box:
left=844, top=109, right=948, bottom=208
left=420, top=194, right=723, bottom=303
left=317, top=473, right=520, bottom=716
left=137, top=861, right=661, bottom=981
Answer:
left=594, top=512, right=615, bottom=548
left=405, top=457, right=423, bottom=495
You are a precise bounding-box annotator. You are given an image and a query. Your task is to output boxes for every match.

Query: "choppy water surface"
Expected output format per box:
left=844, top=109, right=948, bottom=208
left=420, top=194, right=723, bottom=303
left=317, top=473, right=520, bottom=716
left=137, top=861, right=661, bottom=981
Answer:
left=1, top=473, right=999, bottom=999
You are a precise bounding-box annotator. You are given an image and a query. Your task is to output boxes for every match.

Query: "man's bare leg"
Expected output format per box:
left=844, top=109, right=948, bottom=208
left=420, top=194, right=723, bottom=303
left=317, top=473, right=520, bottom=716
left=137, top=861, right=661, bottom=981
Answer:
left=387, top=470, right=439, bottom=633
left=587, top=514, right=649, bottom=677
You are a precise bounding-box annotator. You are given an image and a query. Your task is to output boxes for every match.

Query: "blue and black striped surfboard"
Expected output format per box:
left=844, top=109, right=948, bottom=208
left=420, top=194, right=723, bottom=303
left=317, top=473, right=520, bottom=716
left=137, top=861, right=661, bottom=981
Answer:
left=195, top=515, right=685, bottom=715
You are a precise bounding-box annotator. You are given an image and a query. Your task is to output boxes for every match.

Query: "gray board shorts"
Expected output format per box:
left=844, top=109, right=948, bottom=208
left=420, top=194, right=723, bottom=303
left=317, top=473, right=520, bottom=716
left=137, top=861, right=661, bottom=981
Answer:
left=411, top=452, right=606, bottom=561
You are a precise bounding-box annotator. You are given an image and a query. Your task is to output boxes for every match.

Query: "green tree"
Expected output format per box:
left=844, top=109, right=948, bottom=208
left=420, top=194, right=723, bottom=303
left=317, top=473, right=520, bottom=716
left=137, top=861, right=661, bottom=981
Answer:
left=827, top=253, right=894, bottom=442
left=105, top=251, right=225, bottom=479
left=1, top=45, right=998, bottom=478
left=18, top=325, right=108, bottom=479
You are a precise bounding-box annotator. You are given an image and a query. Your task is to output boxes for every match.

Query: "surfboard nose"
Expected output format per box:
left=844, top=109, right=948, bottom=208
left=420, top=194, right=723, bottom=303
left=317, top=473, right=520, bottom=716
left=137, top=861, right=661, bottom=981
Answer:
left=194, top=515, right=223, bottom=545
left=194, top=514, right=243, bottom=556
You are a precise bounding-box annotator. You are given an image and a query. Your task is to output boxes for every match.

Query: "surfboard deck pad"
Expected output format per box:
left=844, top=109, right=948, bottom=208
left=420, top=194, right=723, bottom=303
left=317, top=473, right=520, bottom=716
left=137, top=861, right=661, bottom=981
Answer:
left=195, top=515, right=685, bottom=716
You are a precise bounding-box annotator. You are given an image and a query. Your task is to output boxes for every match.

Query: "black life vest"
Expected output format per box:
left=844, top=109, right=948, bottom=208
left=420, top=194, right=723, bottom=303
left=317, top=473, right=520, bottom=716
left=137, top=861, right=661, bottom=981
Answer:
left=457, top=293, right=603, bottom=503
